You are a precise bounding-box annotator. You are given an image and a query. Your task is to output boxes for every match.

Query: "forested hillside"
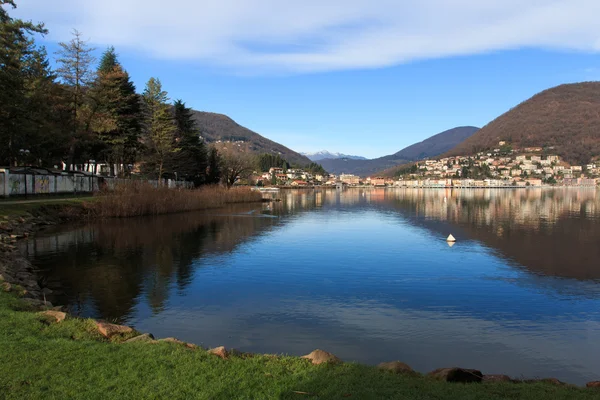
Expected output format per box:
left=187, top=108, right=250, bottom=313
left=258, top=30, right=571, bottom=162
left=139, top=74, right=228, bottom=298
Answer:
left=447, top=82, right=600, bottom=165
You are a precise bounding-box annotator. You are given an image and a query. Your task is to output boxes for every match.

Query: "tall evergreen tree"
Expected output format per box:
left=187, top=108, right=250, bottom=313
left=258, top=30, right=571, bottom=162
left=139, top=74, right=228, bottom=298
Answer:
left=97, top=46, right=118, bottom=74
left=142, top=77, right=178, bottom=180
left=22, top=45, right=71, bottom=166
left=206, top=147, right=222, bottom=185
left=55, top=29, right=96, bottom=170
left=89, top=47, right=141, bottom=176
left=168, top=99, right=207, bottom=186
left=0, top=0, right=48, bottom=166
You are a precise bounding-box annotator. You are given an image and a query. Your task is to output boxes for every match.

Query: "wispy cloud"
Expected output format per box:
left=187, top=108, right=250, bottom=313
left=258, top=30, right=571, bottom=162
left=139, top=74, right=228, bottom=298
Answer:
left=13, top=0, right=600, bottom=73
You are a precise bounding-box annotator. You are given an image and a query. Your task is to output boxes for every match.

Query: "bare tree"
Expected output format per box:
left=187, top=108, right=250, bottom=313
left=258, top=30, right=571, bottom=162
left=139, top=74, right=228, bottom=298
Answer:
left=55, top=29, right=96, bottom=170
left=220, top=149, right=256, bottom=188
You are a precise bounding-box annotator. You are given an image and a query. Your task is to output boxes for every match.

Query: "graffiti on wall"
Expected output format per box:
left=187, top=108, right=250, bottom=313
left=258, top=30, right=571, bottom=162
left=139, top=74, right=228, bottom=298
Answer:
left=35, top=176, right=50, bottom=194
left=9, top=176, right=22, bottom=195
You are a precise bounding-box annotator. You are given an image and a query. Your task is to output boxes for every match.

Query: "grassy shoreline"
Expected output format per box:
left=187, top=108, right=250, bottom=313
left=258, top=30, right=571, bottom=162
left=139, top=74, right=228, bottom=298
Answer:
left=1, top=291, right=597, bottom=400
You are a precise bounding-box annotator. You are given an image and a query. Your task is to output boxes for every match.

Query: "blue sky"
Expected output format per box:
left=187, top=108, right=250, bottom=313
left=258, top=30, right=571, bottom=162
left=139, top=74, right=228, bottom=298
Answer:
left=11, top=0, right=600, bottom=159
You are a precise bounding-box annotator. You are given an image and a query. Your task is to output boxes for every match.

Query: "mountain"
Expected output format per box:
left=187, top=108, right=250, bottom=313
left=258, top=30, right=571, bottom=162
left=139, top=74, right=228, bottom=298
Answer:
left=391, top=126, right=480, bottom=160
left=320, top=126, right=479, bottom=176
left=447, top=82, right=600, bottom=165
left=301, top=150, right=367, bottom=161
left=190, top=110, right=312, bottom=166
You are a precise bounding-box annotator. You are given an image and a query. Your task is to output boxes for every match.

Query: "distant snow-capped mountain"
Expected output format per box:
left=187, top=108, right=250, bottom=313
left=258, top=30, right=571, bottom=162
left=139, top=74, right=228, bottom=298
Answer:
left=301, top=150, right=367, bottom=162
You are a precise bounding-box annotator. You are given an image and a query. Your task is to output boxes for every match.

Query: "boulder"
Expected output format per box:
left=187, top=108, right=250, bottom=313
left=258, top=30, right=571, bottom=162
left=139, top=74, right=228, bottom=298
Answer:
left=377, top=361, right=415, bottom=375
left=301, top=349, right=341, bottom=365
left=123, top=334, right=156, bottom=343
left=159, top=337, right=198, bottom=349
left=586, top=381, right=600, bottom=388
left=95, top=321, right=133, bottom=338
left=428, top=368, right=483, bottom=383
left=208, top=346, right=229, bottom=359
left=39, top=310, right=66, bottom=323
left=2, top=282, right=11, bottom=292
left=483, top=375, right=513, bottom=383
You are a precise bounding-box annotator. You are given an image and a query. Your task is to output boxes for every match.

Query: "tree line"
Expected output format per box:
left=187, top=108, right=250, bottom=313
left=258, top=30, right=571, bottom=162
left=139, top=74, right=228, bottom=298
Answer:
left=1, top=1, right=220, bottom=186
left=0, top=1, right=327, bottom=187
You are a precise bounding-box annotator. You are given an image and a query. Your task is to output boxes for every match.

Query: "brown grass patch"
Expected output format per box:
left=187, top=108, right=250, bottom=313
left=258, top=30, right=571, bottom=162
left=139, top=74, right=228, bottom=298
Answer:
left=90, top=183, right=262, bottom=218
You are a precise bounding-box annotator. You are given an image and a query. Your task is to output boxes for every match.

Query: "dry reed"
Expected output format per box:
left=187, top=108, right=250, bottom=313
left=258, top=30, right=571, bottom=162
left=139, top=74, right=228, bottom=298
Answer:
left=90, top=182, right=263, bottom=218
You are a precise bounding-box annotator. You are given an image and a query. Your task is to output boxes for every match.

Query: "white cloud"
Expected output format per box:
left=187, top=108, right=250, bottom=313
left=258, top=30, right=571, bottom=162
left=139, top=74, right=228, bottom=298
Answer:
left=12, top=0, right=600, bottom=73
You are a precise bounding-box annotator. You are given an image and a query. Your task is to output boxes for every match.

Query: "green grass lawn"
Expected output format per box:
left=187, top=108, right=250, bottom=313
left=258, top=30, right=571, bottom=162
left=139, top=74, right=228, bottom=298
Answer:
left=0, top=292, right=597, bottom=399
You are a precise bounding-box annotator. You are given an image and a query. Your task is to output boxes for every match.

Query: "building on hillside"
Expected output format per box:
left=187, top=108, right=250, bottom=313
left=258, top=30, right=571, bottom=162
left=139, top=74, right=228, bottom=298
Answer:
left=369, top=177, right=386, bottom=186
left=340, top=174, right=360, bottom=185
left=526, top=178, right=543, bottom=186
left=564, top=178, right=598, bottom=186
left=291, top=180, right=309, bottom=187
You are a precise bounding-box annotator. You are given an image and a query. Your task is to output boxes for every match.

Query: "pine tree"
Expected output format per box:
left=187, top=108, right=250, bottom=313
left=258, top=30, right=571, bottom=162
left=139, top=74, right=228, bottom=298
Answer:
left=206, top=147, right=222, bottom=185
left=169, top=100, right=208, bottom=186
left=22, top=45, right=71, bottom=166
left=142, top=78, right=178, bottom=180
left=0, top=0, right=48, bottom=165
left=89, top=47, right=141, bottom=176
left=97, top=46, right=118, bottom=74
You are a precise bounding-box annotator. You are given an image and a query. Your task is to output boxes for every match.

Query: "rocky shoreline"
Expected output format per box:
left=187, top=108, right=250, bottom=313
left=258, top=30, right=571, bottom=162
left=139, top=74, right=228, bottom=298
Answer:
left=0, top=207, right=87, bottom=309
left=1, top=209, right=599, bottom=390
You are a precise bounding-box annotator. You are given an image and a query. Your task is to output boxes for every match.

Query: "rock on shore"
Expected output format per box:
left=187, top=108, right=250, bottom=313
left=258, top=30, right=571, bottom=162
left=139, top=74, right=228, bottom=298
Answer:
left=301, top=349, right=341, bottom=365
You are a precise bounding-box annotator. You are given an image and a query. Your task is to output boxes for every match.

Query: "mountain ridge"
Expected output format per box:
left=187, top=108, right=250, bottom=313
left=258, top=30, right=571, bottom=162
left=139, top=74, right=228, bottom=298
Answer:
left=301, top=150, right=367, bottom=161
left=189, top=110, right=312, bottom=166
left=320, top=126, right=479, bottom=176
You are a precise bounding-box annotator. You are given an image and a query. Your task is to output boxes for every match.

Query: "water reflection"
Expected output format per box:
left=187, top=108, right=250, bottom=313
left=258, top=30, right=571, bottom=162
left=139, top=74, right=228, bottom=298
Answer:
left=22, top=204, right=281, bottom=321
left=271, top=188, right=600, bottom=280
left=21, top=188, right=600, bottom=385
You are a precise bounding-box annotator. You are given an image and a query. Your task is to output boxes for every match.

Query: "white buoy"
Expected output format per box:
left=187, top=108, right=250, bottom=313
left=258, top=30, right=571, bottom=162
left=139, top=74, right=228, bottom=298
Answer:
left=446, top=234, right=456, bottom=242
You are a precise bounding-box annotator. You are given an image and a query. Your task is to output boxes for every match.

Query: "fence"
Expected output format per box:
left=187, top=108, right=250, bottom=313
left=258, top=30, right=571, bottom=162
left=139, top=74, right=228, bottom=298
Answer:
left=0, top=168, right=193, bottom=198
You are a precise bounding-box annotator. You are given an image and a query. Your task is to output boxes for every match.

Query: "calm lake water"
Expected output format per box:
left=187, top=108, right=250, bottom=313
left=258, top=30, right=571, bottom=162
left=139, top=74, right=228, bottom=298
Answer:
left=21, top=188, right=600, bottom=385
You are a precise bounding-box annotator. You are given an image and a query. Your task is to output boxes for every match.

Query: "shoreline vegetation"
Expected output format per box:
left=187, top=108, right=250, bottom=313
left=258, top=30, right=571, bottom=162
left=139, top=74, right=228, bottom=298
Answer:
left=90, top=183, right=263, bottom=218
left=0, top=183, right=263, bottom=219
left=0, top=289, right=599, bottom=399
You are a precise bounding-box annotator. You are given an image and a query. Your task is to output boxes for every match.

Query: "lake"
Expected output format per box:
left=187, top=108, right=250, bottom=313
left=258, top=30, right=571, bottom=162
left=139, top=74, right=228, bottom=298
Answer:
left=21, top=188, right=600, bottom=385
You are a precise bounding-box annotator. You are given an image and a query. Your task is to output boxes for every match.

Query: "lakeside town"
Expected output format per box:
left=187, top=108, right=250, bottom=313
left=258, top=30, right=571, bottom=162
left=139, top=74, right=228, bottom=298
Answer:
left=257, top=142, right=599, bottom=188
